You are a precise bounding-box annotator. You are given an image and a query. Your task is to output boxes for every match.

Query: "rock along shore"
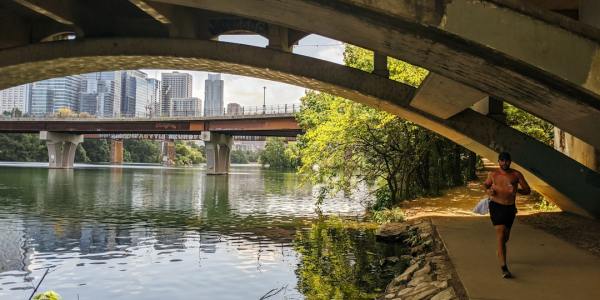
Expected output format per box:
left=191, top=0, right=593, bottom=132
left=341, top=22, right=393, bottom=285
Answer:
left=376, top=219, right=466, bottom=300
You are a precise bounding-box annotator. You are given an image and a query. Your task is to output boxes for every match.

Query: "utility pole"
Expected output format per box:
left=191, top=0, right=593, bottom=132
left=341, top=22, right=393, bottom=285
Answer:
left=263, top=86, right=266, bottom=114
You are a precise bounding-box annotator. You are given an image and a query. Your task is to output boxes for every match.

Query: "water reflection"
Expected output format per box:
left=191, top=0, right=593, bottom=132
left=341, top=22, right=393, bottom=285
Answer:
left=0, top=164, right=371, bottom=299
left=294, top=217, right=405, bottom=300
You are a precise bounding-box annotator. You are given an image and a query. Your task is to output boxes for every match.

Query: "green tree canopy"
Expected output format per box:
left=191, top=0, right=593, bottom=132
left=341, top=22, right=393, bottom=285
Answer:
left=296, top=45, right=475, bottom=208
left=259, top=137, right=299, bottom=170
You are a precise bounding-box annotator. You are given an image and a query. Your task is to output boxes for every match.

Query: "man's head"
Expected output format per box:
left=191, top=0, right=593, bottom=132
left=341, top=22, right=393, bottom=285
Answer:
left=498, top=152, right=511, bottom=170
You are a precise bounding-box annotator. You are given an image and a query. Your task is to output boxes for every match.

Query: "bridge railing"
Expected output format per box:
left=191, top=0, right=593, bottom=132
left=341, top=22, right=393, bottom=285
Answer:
left=205, top=104, right=300, bottom=117
left=0, top=104, right=300, bottom=120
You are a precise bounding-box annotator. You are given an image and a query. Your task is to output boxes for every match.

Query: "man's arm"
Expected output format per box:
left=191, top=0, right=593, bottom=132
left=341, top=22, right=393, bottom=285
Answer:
left=483, top=172, right=495, bottom=196
left=517, top=171, right=531, bottom=195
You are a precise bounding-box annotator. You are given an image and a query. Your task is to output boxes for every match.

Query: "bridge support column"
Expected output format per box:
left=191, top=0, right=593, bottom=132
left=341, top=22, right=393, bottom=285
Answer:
left=267, top=25, right=291, bottom=52
left=471, top=97, right=505, bottom=123
left=161, top=140, right=176, bottom=167
left=110, top=139, right=124, bottom=164
left=373, top=52, right=389, bottom=78
left=40, top=131, right=83, bottom=169
left=204, top=132, right=233, bottom=175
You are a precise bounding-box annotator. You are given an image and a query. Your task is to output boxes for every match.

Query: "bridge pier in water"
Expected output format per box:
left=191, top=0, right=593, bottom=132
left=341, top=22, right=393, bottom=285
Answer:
left=161, top=140, right=176, bottom=167
left=110, top=139, right=124, bottom=164
left=39, top=131, right=83, bottom=169
left=204, top=132, right=233, bottom=175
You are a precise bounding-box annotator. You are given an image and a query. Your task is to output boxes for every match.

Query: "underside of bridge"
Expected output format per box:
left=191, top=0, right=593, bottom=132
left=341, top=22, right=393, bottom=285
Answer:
left=0, top=0, right=599, bottom=217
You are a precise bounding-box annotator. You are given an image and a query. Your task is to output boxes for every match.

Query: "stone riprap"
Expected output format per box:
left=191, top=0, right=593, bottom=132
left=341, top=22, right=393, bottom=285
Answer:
left=378, top=219, right=462, bottom=300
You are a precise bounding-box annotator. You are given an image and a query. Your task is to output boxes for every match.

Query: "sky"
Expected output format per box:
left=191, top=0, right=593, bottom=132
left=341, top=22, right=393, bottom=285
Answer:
left=141, top=34, right=345, bottom=107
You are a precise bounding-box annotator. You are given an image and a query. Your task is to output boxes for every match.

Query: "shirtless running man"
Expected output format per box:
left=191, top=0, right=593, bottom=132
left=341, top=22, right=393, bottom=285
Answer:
left=483, top=152, right=531, bottom=278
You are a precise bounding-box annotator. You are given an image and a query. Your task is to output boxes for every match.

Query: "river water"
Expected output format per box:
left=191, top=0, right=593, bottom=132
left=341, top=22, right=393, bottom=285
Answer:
left=0, top=163, right=404, bottom=300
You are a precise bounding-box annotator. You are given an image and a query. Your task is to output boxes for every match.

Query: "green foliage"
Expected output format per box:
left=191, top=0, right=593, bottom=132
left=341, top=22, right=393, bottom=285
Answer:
left=504, top=103, right=554, bottom=145
left=124, top=140, right=161, bottom=163
left=174, top=141, right=205, bottom=166
left=75, top=144, right=90, bottom=163
left=294, top=217, right=396, bottom=300
left=531, top=192, right=559, bottom=211
left=0, top=133, right=47, bottom=162
left=370, top=207, right=405, bottom=224
left=259, top=138, right=299, bottom=170
left=33, top=290, right=62, bottom=300
left=344, top=45, right=428, bottom=87
left=2, top=108, right=22, bottom=117
left=296, top=45, right=475, bottom=209
left=230, top=149, right=259, bottom=164
left=81, top=139, right=110, bottom=162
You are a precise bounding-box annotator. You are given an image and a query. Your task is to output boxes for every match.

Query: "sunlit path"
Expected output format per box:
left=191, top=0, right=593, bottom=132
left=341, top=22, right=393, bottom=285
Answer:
left=433, top=216, right=600, bottom=300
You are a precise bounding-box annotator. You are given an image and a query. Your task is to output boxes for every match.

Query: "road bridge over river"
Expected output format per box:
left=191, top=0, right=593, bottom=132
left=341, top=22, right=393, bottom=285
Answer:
left=0, top=0, right=598, bottom=218
left=0, top=112, right=301, bottom=174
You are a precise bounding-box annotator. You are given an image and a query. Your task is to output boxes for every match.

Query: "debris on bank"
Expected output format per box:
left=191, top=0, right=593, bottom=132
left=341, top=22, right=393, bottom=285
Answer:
left=376, top=219, right=465, bottom=300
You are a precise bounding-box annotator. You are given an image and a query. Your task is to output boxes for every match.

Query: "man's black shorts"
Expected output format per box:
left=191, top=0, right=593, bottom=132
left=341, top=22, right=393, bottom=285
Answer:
left=489, top=201, right=517, bottom=228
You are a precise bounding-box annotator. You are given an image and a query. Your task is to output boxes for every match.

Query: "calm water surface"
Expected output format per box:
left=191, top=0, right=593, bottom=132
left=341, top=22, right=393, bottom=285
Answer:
left=0, top=163, right=403, bottom=300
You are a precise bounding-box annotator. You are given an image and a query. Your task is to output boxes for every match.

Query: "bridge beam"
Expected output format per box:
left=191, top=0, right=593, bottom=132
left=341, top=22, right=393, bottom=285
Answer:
left=39, top=131, right=83, bottom=169
left=110, top=139, right=124, bottom=165
left=204, top=132, right=233, bottom=175
left=152, top=0, right=600, bottom=149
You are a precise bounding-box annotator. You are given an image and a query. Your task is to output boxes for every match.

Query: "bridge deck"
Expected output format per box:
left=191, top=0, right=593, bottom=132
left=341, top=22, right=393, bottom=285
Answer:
left=0, top=114, right=302, bottom=136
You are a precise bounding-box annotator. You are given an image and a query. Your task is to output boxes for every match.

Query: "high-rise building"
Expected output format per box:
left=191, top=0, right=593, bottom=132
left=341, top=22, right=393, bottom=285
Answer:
left=161, top=72, right=192, bottom=116
left=80, top=71, right=122, bottom=117
left=226, top=102, right=242, bottom=115
left=121, top=70, right=150, bottom=117
left=147, top=78, right=161, bottom=117
left=0, top=84, right=30, bottom=115
left=30, top=76, right=82, bottom=116
left=204, top=74, right=224, bottom=116
left=170, top=97, right=202, bottom=116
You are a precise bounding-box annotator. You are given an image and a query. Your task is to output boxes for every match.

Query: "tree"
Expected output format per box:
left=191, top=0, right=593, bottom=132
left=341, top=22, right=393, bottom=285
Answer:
left=80, top=139, right=110, bottom=162
left=296, top=45, right=475, bottom=208
left=230, top=149, right=249, bottom=164
left=0, top=133, right=47, bottom=162
left=124, top=140, right=161, bottom=163
left=259, top=137, right=298, bottom=170
left=174, top=141, right=205, bottom=166
left=54, top=107, right=76, bottom=118
left=504, top=103, right=554, bottom=145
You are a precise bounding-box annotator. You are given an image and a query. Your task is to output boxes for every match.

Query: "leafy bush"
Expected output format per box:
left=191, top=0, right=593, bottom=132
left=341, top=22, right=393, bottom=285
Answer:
left=370, top=207, right=405, bottom=224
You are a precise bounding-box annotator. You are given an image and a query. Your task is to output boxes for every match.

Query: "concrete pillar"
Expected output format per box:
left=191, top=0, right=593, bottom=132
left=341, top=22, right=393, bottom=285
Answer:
left=552, top=1, right=600, bottom=172
left=39, top=131, right=83, bottom=169
left=373, top=52, right=389, bottom=78
left=110, top=139, right=124, bottom=164
left=267, top=25, right=291, bottom=52
left=204, top=132, right=233, bottom=175
left=471, top=96, right=506, bottom=123
left=161, top=140, right=176, bottom=167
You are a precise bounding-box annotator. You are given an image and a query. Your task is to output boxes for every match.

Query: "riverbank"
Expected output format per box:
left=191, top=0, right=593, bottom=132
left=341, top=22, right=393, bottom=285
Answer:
left=376, top=219, right=467, bottom=300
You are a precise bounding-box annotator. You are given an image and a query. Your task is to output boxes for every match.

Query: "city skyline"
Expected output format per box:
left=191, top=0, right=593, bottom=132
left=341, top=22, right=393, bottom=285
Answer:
left=141, top=34, right=344, bottom=107
left=0, top=34, right=344, bottom=115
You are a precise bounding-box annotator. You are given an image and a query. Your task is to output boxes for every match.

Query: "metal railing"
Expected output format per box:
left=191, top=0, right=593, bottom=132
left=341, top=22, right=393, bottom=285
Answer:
left=205, top=103, right=299, bottom=117
left=0, top=104, right=300, bottom=120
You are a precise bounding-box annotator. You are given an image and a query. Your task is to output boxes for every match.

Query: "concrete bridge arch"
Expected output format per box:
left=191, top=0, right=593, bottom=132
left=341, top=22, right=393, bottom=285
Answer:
left=146, top=0, right=600, bottom=151
left=0, top=37, right=598, bottom=218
